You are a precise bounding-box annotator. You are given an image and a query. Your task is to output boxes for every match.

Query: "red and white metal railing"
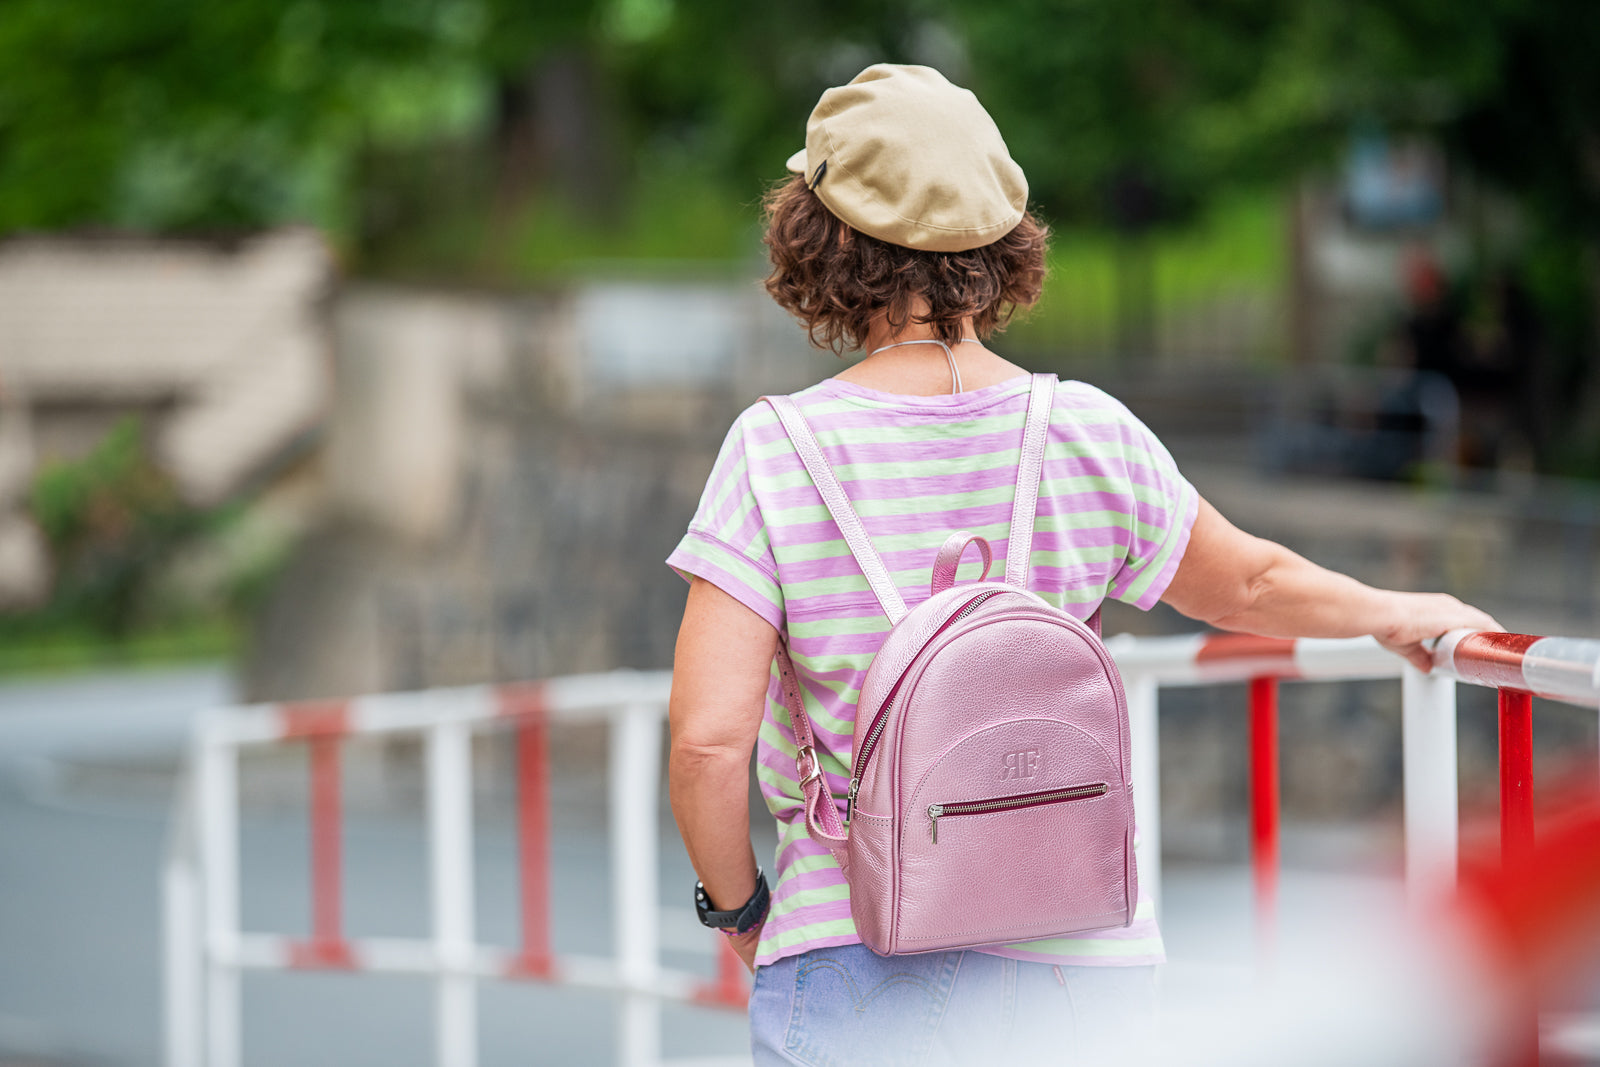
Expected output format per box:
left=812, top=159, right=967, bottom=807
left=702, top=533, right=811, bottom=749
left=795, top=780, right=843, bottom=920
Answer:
left=163, top=671, right=748, bottom=1067
left=166, top=629, right=1600, bottom=1067
left=1111, top=627, right=1600, bottom=1067
left=1112, top=631, right=1600, bottom=918
left=1106, top=632, right=1424, bottom=937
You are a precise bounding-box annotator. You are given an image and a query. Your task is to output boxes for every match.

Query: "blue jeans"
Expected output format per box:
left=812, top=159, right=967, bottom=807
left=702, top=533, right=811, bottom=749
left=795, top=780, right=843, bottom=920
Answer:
left=749, top=944, right=1154, bottom=1066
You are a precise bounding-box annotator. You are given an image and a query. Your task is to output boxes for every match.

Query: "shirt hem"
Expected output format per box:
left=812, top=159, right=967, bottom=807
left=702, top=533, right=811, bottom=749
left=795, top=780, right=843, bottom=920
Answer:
left=754, top=932, right=1168, bottom=969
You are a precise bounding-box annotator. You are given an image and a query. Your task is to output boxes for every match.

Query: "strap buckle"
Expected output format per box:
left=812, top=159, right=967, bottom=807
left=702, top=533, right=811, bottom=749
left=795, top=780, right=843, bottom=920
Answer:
left=795, top=745, right=823, bottom=788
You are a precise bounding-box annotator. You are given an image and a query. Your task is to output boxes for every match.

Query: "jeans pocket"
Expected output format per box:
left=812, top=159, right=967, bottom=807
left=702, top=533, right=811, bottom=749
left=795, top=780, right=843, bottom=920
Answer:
left=782, top=946, right=958, bottom=1067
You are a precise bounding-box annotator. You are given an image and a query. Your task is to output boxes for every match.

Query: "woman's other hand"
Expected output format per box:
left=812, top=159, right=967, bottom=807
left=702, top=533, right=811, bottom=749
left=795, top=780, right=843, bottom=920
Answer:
left=727, top=921, right=765, bottom=973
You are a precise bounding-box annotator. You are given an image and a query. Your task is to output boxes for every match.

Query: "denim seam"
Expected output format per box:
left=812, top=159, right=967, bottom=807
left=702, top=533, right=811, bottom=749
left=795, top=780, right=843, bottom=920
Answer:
left=1061, top=964, right=1080, bottom=1048
left=1000, top=957, right=1018, bottom=1042
left=917, top=952, right=962, bottom=1063
left=784, top=957, right=815, bottom=1065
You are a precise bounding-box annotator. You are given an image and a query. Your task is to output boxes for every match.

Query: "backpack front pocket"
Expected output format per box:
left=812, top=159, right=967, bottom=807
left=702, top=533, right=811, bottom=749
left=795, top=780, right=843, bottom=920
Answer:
left=926, top=783, right=1107, bottom=844
left=892, top=719, right=1133, bottom=952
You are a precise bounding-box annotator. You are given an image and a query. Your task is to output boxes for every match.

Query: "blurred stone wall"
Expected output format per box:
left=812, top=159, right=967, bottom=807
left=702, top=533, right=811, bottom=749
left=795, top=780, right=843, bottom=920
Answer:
left=244, top=279, right=839, bottom=700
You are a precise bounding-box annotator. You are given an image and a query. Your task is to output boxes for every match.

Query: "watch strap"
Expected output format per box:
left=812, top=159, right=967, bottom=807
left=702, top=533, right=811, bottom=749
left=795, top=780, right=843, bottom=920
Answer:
left=695, top=869, right=770, bottom=934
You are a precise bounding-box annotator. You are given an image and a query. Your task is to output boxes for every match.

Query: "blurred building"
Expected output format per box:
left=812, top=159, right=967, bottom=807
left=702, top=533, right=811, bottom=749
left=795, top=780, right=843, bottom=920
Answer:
left=0, top=228, right=333, bottom=607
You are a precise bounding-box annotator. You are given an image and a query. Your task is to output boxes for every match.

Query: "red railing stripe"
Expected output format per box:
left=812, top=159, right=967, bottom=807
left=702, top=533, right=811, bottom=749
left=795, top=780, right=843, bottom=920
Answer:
left=1249, top=676, right=1280, bottom=949
left=1499, top=688, right=1536, bottom=867
left=1497, top=686, right=1538, bottom=1067
left=310, top=736, right=342, bottom=941
left=500, top=684, right=555, bottom=979
left=279, top=699, right=350, bottom=740
left=289, top=726, right=354, bottom=969
left=694, top=940, right=749, bottom=1008
left=1454, top=633, right=1542, bottom=691
left=1197, top=634, right=1297, bottom=663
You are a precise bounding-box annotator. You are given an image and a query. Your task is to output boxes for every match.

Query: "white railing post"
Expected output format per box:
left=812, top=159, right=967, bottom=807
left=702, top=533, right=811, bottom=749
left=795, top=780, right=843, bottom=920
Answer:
left=164, top=767, right=204, bottom=1067
left=1401, top=665, right=1459, bottom=910
left=196, top=733, right=240, bottom=1067
left=428, top=719, right=478, bottom=1067
left=610, top=704, right=663, bottom=1067
left=1126, top=673, right=1162, bottom=920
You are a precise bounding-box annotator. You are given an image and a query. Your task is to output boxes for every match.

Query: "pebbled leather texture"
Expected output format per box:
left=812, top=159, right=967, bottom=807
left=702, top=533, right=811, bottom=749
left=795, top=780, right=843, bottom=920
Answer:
left=852, top=597, right=1135, bottom=954
left=842, top=812, right=895, bottom=950
left=766, top=374, right=1136, bottom=957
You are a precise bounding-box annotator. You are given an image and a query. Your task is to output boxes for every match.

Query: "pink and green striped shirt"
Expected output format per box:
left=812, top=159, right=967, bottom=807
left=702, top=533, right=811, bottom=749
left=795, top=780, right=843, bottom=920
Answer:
left=668, top=374, right=1198, bottom=968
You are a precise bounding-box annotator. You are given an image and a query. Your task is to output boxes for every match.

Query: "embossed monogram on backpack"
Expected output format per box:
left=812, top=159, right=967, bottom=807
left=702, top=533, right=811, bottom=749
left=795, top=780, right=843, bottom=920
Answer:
left=1001, top=748, right=1041, bottom=780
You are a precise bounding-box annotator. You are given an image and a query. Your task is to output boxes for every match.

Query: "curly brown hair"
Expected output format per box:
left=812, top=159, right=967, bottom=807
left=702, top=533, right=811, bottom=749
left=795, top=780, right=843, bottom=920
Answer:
left=761, top=175, right=1049, bottom=355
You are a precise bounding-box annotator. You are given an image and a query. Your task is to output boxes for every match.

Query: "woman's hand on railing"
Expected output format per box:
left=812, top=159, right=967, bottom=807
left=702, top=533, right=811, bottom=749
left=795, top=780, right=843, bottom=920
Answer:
left=1375, top=592, right=1501, bottom=673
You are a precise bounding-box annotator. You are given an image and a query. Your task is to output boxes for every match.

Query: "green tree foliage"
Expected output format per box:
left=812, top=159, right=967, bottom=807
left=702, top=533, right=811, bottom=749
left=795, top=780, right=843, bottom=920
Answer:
left=0, top=0, right=486, bottom=233
left=613, top=0, right=945, bottom=193
left=28, top=419, right=201, bottom=634
left=3, top=0, right=1595, bottom=281
left=953, top=0, right=1595, bottom=228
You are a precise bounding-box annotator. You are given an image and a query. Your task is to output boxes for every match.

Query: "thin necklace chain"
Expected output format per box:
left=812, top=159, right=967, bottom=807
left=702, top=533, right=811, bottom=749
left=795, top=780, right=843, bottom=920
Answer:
left=864, top=337, right=980, bottom=395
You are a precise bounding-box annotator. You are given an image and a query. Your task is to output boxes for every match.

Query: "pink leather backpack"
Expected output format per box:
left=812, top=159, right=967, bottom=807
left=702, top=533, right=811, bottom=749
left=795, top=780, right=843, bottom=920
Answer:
left=766, top=374, right=1137, bottom=955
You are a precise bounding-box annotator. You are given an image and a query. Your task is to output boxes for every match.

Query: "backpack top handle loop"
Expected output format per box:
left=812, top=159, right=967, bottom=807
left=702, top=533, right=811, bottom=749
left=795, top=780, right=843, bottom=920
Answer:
left=929, top=531, right=993, bottom=595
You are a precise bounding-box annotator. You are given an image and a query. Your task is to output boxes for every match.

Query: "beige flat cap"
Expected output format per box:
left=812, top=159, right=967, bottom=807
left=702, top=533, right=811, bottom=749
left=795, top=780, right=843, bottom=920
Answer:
left=785, top=64, right=1028, bottom=253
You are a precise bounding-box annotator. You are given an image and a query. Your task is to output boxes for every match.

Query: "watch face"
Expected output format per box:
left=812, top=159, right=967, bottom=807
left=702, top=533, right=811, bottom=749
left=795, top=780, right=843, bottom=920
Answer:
left=695, top=882, right=732, bottom=927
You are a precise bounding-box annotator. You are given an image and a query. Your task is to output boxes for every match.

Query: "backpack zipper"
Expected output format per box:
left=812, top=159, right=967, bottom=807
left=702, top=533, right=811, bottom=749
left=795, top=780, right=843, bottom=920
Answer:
left=845, top=588, right=1003, bottom=823
left=927, top=782, right=1108, bottom=844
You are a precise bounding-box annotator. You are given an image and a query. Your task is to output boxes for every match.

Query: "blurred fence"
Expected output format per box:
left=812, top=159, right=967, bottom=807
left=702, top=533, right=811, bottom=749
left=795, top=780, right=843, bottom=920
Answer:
left=165, top=670, right=748, bottom=1067
left=167, top=627, right=1600, bottom=1066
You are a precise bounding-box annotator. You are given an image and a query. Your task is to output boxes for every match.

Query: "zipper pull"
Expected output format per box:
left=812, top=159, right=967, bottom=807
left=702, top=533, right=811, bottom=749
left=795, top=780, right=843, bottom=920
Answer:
left=846, top=777, right=860, bottom=823
left=928, top=804, right=944, bottom=844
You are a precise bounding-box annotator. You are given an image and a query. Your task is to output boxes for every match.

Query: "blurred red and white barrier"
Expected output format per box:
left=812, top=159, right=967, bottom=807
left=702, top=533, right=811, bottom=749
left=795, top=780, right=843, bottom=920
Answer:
left=1110, top=627, right=1600, bottom=1066
left=165, top=630, right=1600, bottom=1067
left=164, top=671, right=747, bottom=1067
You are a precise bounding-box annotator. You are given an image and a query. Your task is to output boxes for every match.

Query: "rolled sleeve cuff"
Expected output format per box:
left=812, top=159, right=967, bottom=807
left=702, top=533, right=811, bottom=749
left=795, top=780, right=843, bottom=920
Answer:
left=1112, top=483, right=1199, bottom=611
left=667, top=530, right=785, bottom=632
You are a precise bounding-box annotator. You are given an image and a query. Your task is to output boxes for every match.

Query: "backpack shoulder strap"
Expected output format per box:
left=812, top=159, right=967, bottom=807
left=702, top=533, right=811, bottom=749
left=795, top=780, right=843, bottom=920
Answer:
left=763, top=392, right=902, bottom=870
left=1004, top=373, right=1057, bottom=588
left=775, top=641, right=850, bottom=867
left=764, top=395, right=908, bottom=625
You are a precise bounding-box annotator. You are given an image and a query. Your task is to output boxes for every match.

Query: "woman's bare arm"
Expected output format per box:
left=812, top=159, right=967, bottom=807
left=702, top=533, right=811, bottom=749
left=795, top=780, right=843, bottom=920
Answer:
left=1161, top=498, right=1499, bottom=671
left=668, top=576, right=779, bottom=969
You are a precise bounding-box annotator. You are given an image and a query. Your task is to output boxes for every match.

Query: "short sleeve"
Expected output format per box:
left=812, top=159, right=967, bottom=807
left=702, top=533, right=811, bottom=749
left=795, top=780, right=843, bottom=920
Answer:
left=1102, top=399, right=1199, bottom=610
left=666, top=412, right=785, bottom=631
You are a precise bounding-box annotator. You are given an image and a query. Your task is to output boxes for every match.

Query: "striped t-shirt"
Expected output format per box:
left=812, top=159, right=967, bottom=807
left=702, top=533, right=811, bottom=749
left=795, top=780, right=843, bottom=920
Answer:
left=667, top=374, right=1198, bottom=968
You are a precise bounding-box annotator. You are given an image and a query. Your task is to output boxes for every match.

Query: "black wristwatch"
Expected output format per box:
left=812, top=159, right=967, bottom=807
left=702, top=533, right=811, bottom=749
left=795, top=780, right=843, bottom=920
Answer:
left=694, top=869, right=770, bottom=934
